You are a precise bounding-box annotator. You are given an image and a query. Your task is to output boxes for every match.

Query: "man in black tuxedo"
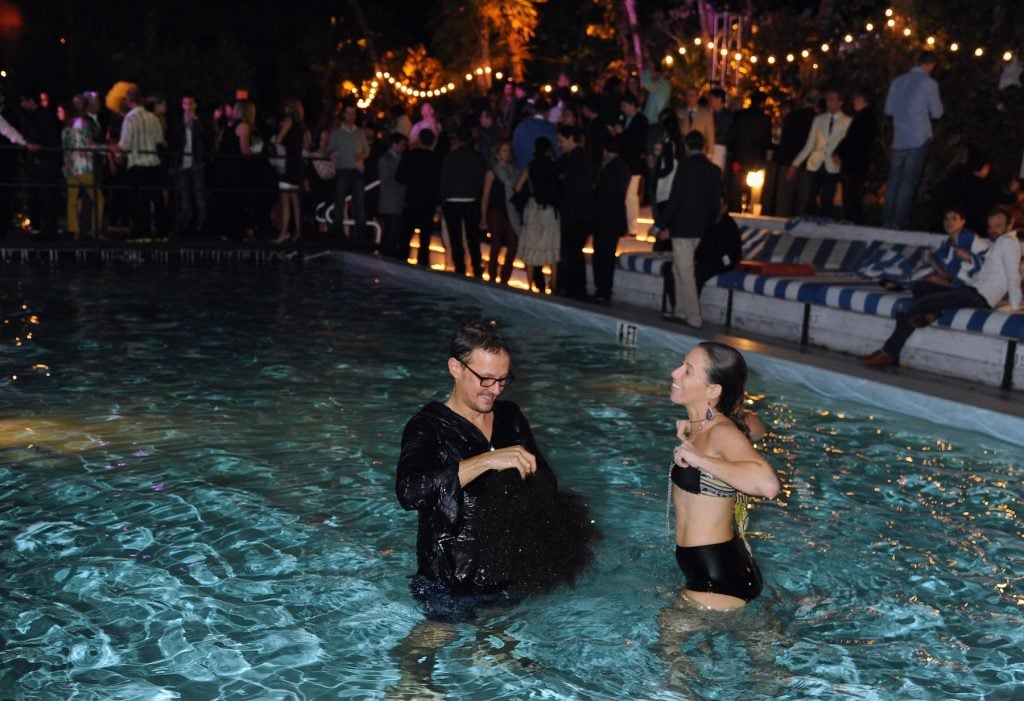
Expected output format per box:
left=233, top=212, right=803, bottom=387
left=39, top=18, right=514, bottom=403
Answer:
left=591, top=136, right=630, bottom=304
left=556, top=125, right=594, bottom=300
left=651, top=130, right=722, bottom=328
left=833, top=86, right=879, bottom=225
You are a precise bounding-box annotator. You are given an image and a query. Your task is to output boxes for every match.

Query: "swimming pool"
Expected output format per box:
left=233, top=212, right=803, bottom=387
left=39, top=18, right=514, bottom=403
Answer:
left=1, top=259, right=1021, bottom=700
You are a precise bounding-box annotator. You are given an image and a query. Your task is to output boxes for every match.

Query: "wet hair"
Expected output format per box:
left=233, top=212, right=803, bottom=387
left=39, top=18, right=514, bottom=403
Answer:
left=697, top=341, right=750, bottom=437
left=450, top=321, right=510, bottom=364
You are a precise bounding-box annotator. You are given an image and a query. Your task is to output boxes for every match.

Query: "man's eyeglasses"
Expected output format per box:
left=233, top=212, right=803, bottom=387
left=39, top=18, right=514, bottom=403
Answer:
left=459, top=360, right=514, bottom=388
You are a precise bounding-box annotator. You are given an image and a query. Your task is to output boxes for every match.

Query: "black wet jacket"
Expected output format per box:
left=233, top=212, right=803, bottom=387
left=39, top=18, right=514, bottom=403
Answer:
left=397, top=400, right=596, bottom=596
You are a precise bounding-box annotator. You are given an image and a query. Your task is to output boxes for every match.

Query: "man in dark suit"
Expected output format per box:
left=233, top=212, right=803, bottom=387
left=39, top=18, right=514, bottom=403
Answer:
left=556, top=125, right=594, bottom=300
left=396, top=128, right=442, bottom=266
left=652, top=130, right=722, bottom=328
left=770, top=92, right=817, bottom=216
left=728, top=90, right=773, bottom=211
left=833, top=86, right=878, bottom=225
left=166, top=94, right=211, bottom=237
left=591, top=136, right=630, bottom=304
left=614, top=92, right=648, bottom=236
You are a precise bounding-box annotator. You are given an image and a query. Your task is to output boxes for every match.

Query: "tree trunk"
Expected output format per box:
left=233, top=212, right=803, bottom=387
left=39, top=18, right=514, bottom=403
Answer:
left=346, top=0, right=379, bottom=69
left=623, top=0, right=643, bottom=72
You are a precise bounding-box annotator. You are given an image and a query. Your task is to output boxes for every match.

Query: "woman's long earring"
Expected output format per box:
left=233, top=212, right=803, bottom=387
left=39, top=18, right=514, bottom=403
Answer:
left=706, top=402, right=716, bottom=422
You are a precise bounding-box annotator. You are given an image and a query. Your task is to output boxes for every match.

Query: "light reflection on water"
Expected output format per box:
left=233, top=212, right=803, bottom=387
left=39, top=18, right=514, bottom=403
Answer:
left=0, top=263, right=1021, bottom=700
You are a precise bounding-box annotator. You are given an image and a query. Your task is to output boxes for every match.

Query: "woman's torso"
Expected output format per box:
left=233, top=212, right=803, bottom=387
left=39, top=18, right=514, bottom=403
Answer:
left=672, top=424, right=738, bottom=547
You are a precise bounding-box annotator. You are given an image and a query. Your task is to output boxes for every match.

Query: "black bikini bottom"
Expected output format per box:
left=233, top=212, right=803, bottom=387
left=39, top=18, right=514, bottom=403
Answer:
left=675, top=535, right=763, bottom=601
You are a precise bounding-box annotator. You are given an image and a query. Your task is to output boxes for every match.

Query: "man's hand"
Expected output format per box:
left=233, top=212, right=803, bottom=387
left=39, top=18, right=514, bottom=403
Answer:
left=787, top=165, right=798, bottom=181
left=460, top=445, right=537, bottom=485
left=831, top=154, right=841, bottom=167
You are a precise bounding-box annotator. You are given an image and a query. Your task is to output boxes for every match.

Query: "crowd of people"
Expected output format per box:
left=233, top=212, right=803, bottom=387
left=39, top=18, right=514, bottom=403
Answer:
left=2, top=50, right=1022, bottom=307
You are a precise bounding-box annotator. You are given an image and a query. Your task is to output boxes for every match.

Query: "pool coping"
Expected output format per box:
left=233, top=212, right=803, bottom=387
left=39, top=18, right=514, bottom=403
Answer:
left=338, top=252, right=1024, bottom=447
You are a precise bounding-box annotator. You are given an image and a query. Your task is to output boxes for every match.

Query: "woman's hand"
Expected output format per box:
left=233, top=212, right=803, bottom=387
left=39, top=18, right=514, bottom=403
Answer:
left=675, top=419, right=691, bottom=442
left=674, top=439, right=704, bottom=470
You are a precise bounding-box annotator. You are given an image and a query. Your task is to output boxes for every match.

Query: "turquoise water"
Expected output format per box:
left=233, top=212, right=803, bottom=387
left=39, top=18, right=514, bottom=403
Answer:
left=1, top=261, right=1022, bottom=700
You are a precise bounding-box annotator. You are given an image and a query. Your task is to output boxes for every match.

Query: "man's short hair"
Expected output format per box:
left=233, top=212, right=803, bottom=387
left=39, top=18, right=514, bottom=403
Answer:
left=854, top=85, right=874, bottom=103
left=988, top=207, right=1011, bottom=225
left=388, top=132, right=407, bottom=147
left=418, top=128, right=436, bottom=148
left=603, top=135, right=622, bottom=155
left=450, top=321, right=510, bottom=364
left=620, top=93, right=639, bottom=107
left=125, top=87, right=143, bottom=106
left=557, top=124, right=582, bottom=142
left=944, top=206, right=966, bottom=218
left=684, top=129, right=705, bottom=152
left=534, top=97, right=550, bottom=114
left=917, top=51, right=938, bottom=66
left=709, top=88, right=726, bottom=102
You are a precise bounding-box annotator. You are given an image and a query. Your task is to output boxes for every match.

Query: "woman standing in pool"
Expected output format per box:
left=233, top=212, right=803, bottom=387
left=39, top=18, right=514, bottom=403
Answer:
left=668, top=341, right=779, bottom=610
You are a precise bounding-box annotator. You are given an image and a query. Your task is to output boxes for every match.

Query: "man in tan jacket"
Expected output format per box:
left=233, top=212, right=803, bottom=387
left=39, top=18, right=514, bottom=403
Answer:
left=677, top=87, right=715, bottom=161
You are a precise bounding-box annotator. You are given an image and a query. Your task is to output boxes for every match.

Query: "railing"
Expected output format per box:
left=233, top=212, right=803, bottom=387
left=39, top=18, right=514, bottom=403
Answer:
left=0, top=143, right=381, bottom=244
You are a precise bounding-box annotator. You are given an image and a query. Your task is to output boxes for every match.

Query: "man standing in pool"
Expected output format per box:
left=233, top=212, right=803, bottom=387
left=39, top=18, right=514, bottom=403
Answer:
left=396, top=321, right=598, bottom=620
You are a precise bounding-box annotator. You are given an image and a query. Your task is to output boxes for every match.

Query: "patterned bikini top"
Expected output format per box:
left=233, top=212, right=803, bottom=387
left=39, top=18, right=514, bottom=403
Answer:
left=670, top=462, right=737, bottom=498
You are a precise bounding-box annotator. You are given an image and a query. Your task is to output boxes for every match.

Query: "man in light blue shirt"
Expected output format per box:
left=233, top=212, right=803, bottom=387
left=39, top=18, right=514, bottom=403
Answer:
left=512, top=97, right=560, bottom=172
left=882, top=52, right=943, bottom=230
left=641, top=64, right=671, bottom=125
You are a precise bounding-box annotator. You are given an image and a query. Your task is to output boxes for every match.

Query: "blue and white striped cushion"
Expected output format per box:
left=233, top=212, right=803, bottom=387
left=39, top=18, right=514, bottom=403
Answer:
left=709, top=272, right=1024, bottom=339
left=616, top=252, right=673, bottom=274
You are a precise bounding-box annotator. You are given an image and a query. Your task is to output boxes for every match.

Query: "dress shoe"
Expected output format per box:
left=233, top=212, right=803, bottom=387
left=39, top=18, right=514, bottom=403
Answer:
left=859, top=350, right=897, bottom=366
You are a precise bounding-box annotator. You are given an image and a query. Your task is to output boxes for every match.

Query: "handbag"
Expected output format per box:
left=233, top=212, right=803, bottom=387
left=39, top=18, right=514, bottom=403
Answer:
left=312, top=152, right=336, bottom=180
left=510, top=181, right=531, bottom=216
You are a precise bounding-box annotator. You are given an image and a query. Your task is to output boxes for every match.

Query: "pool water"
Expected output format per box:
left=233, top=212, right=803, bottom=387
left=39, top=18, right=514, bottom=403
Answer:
left=1, top=261, right=1021, bottom=700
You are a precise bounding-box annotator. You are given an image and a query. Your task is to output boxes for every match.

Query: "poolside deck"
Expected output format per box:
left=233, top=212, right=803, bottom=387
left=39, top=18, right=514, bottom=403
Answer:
left=3, top=230, right=1022, bottom=423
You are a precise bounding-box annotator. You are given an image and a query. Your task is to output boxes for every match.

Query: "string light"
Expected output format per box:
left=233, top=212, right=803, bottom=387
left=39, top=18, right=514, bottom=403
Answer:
left=786, top=53, right=795, bottom=62
left=974, top=47, right=984, bottom=57
left=866, top=22, right=874, bottom=32
left=1003, top=51, right=1014, bottom=62
left=844, top=34, right=854, bottom=43
left=750, top=55, right=758, bottom=63
left=902, top=27, right=912, bottom=37
left=694, top=37, right=702, bottom=46
left=734, top=51, right=742, bottom=61
left=926, top=36, right=936, bottom=46
left=886, top=18, right=896, bottom=28
left=800, top=49, right=810, bottom=58
left=767, top=56, right=776, bottom=64
left=885, top=8, right=894, bottom=17
left=678, top=46, right=686, bottom=55
left=821, top=43, right=830, bottom=52
left=950, top=42, right=959, bottom=51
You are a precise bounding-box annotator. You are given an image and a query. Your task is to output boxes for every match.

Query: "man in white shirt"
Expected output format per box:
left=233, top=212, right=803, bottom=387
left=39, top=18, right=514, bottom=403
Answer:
left=788, top=87, right=851, bottom=218
left=114, top=87, right=165, bottom=237
left=861, top=208, right=1023, bottom=366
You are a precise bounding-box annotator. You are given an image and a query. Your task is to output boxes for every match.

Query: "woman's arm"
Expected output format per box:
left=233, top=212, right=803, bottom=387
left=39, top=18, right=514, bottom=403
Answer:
left=480, top=169, right=495, bottom=227
left=514, top=167, right=529, bottom=191
left=676, top=423, right=780, bottom=498
left=237, top=122, right=252, bottom=155
left=276, top=117, right=292, bottom=144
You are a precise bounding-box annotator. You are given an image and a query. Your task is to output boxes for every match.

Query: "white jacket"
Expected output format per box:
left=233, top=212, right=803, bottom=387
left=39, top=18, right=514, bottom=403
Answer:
left=792, top=111, right=852, bottom=174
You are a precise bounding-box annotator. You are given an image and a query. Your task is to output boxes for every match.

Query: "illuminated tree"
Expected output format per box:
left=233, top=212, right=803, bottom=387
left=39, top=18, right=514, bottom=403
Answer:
left=476, top=0, right=543, bottom=83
